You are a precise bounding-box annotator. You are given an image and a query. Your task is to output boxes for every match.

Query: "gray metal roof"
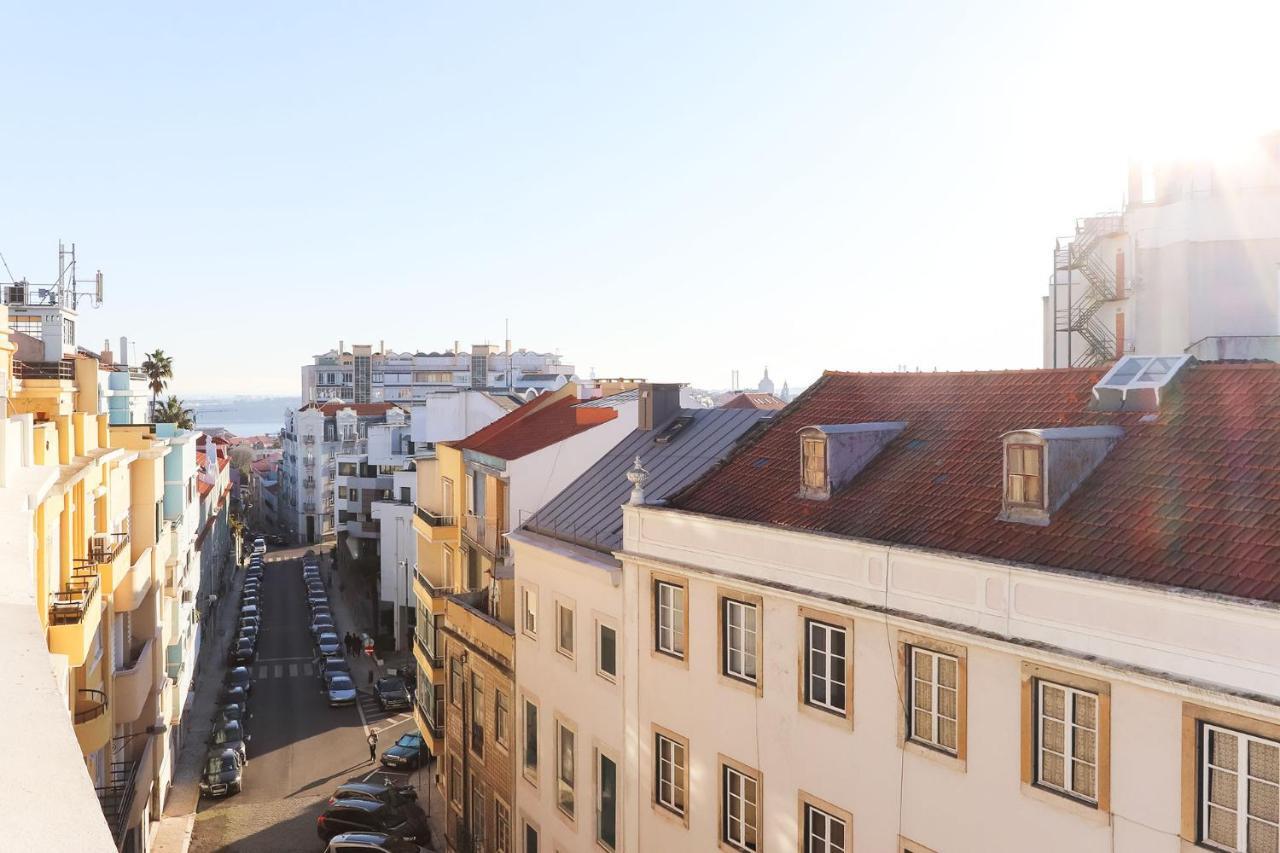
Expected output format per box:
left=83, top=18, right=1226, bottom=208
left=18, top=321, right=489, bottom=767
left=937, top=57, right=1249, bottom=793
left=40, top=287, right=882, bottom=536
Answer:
left=574, top=389, right=640, bottom=408
left=524, top=408, right=769, bottom=554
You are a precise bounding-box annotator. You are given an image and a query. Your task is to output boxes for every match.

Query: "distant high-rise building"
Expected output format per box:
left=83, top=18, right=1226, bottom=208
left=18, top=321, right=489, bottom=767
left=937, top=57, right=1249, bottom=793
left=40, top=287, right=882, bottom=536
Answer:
left=1045, top=133, right=1280, bottom=368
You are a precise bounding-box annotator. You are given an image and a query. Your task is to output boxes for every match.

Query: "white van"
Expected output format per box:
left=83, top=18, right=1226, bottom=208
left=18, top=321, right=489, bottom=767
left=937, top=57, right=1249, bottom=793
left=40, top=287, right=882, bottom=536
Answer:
left=252, top=537, right=266, bottom=556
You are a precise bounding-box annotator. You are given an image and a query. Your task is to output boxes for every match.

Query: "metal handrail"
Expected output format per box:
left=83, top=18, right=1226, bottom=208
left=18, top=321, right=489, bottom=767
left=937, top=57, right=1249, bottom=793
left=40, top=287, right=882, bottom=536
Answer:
left=88, top=531, right=130, bottom=565
left=49, top=570, right=101, bottom=625
left=14, top=358, right=75, bottom=380
left=95, top=758, right=140, bottom=843
left=414, top=505, right=455, bottom=527
left=74, top=688, right=109, bottom=724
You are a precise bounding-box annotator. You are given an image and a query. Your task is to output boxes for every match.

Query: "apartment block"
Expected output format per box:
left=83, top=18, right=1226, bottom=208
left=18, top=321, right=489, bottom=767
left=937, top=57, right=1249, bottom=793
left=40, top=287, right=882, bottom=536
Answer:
left=301, top=339, right=576, bottom=406
left=609, top=359, right=1280, bottom=853
left=1044, top=133, right=1280, bottom=368
left=509, top=390, right=768, bottom=853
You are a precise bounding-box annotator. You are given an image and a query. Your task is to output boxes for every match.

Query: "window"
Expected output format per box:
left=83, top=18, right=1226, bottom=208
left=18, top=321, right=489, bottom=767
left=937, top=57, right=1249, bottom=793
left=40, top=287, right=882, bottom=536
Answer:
left=443, top=546, right=455, bottom=588
left=495, top=800, right=511, bottom=853
left=802, top=436, right=827, bottom=491
left=721, top=596, right=759, bottom=685
left=1036, top=681, right=1099, bottom=803
left=496, top=691, right=510, bottom=748
left=450, top=757, right=462, bottom=807
left=721, top=760, right=761, bottom=851
left=1007, top=443, right=1044, bottom=507
left=450, top=657, right=463, bottom=708
left=597, top=751, right=618, bottom=849
left=442, top=478, right=455, bottom=519
left=556, top=603, right=575, bottom=659
left=523, top=699, right=539, bottom=782
left=597, top=622, right=617, bottom=681
left=802, top=801, right=848, bottom=853
left=469, top=777, right=486, bottom=848
left=522, top=586, right=538, bottom=637
left=524, top=821, right=539, bottom=853
left=908, top=646, right=959, bottom=754
left=655, top=730, right=687, bottom=817
left=471, top=673, right=485, bottom=759
left=654, top=579, right=686, bottom=659
left=557, top=721, right=576, bottom=819
left=1200, top=724, right=1280, bottom=851
left=804, top=617, right=849, bottom=717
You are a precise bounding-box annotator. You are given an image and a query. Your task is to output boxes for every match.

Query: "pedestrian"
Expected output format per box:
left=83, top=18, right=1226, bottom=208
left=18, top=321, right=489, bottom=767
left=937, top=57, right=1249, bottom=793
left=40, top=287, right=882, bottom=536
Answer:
left=347, top=633, right=356, bottom=656
left=367, top=731, right=377, bottom=763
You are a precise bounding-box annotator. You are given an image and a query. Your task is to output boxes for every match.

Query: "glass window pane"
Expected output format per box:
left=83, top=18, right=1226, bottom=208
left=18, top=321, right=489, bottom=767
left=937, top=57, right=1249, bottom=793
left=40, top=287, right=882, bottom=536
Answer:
left=1251, top=779, right=1280, bottom=824
left=1252, top=741, right=1280, bottom=784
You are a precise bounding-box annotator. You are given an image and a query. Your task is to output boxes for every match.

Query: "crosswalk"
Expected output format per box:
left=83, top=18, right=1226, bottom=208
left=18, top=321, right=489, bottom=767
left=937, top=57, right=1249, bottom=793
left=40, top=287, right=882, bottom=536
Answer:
left=254, top=659, right=316, bottom=679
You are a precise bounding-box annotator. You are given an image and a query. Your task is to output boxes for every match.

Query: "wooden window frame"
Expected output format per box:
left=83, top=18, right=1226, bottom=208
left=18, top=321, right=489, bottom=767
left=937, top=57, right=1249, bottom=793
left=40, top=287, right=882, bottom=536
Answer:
left=719, top=754, right=763, bottom=853
left=555, top=716, right=578, bottom=824
left=595, top=745, right=621, bottom=851
left=1019, top=663, right=1111, bottom=815
left=495, top=796, right=512, bottom=853
left=798, top=607, right=854, bottom=726
left=1006, top=442, right=1045, bottom=509
left=896, top=631, right=967, bottom=766
left=556, top=600, right=576, bottom=661
left=800, top=434, right=829, bottom=499
left=522, top=583, right=538, bottom=638
left=449, top=655, right=464, bottom=708
left=652, top=724, right=690, bottom=826
left=718, top=588, right=764, bottom=695
left=899, top=839, right=937, bottom=853
left=797, top=791, right=852, bottom=853
left=470, top=671, right=486, bottom=761
left=522, top=814, right=540, bottom=853
left=596, top=618, right=618, bottom=683
left=495, top=689, right=511, bottom=751
left=1180, top=702, right=1280, bottom=848
left=449, top=755, right=463, bottom=810
left=522, top=694, right=539, bottom=787
left=651, top=571, right=689, bottom=666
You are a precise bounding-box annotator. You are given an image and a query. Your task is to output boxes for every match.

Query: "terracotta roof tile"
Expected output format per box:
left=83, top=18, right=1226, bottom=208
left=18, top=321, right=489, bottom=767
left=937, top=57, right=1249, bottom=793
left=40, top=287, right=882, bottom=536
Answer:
left=672, top=363, right=1280, bottom=603
left=451, top=394, right=618, bottom=461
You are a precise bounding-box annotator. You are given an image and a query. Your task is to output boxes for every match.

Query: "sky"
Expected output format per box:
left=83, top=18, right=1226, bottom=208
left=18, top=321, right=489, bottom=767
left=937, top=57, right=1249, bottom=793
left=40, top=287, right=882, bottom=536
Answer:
left=3, top=2, right=1279, bottom=396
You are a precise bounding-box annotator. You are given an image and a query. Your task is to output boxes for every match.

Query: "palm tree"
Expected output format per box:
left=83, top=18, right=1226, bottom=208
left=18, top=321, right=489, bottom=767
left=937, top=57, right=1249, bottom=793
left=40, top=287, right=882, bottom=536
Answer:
left=141, top=349, right=174, bottom=418
left=153, top=395, right=196, bottom=430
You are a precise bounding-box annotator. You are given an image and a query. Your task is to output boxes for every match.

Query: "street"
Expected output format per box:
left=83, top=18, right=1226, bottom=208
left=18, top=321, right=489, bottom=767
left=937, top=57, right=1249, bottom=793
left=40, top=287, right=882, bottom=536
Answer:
left=189, top=548, right=437, bottom=852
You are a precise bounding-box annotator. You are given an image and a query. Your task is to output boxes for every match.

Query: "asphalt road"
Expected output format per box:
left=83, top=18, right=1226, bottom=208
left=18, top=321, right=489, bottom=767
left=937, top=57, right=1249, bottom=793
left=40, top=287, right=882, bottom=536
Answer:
left=190, top=549, right=427, bottom=853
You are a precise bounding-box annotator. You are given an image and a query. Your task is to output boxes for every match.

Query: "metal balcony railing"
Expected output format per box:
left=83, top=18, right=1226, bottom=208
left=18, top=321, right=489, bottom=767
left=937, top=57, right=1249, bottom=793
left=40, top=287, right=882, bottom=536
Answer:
left=49, top=569, right=101, bottom=626
left=74, top=688, right=109, bottom=724
left=95, top=757, right=141, bottom=844
left=414, top=505, right=455, bottom=527
left=14, top=358, right=76, bottom=380
left=414, top=565, right=454, bottom=600
left=88, top=531, right=130, bottom=565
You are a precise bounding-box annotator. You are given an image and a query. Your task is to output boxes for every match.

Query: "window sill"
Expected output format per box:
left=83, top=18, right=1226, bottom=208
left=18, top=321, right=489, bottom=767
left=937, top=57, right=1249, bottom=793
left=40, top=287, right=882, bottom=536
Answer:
left=651, top=800, right=689, bottom=829
left=1019, top=782, right=1109, bottom=826
left=902, top=738, right=965, bottom=772
left=798, top=699, right=853, bottom=731
left=717, top=671, right=763, bottom=698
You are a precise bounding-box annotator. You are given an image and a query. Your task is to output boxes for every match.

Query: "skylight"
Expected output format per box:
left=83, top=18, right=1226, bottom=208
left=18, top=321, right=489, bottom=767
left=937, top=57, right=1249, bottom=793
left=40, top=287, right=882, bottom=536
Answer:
left=1092, top=355, right=1193, bottom=410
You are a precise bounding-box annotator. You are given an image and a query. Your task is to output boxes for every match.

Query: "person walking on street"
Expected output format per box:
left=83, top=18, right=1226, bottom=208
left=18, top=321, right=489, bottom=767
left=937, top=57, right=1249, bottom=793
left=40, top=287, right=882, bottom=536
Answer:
left=367, top=731, right=377, bottom=763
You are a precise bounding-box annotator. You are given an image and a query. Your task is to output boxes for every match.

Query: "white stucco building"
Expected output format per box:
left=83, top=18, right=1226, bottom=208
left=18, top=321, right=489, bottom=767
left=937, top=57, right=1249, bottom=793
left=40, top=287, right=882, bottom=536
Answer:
left=506, top=359, right=1280, bottom=853
left=1044, top=134, right=1280, bottom=368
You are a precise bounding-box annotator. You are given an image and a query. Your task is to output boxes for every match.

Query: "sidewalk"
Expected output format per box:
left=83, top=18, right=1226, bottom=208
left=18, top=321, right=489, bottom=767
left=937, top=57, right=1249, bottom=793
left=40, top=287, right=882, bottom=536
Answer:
left=152, top=559, right=249, bottom=853
left=325, top=545, right=414, bottom=690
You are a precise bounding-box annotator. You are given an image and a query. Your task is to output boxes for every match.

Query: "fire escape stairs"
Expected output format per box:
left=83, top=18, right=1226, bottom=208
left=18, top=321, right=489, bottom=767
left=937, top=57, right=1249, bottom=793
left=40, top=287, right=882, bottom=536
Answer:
left=1055, top=216, right=1123, bottom=367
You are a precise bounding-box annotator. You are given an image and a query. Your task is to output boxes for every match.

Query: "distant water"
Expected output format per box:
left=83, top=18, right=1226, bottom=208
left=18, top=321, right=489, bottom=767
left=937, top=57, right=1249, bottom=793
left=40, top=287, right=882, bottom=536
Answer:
left=188, top=396, right=297, bottom=438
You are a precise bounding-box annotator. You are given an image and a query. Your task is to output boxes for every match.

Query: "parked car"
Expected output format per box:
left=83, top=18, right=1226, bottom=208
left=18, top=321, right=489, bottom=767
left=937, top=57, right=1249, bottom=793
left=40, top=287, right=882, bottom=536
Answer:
left=212, top=702, right=251, bottom=728
left=212, top=690, right=249, bottom=721
left=200, top=748, right=244, bottom=798
left=323, top=831, right=425, bottom=853
left=239, top=615, right=261, bottom=634
left=208, top=719, right=250, bottom=764
left=238, top=623, right=259, bottom=643
left=374, top=677, right=411, bottom=711
left=327, top=781, right=418, bottom=809
left=253, top=537, right=266, bottom=556
left=225, top=665, right=253, bottom=695
left=311, top=604, right=333, bottom=620
left=228, top=636, right=256, bottom=666
left=380, top=732, right=425, bottom=769
left=311, top=614, right=336, bottom=637
left=218, top=684, right=249, bottom=710
left=240, top=604, right=260, bottom=625
left=308, top=593, right=330, bottom=611
left=316, top=631, right=342, bottom=657
left=240, top=593, right=261, bottom=613
left=316, top=800, right=415, bottom=843
left=268, top=533, right=286, bottom=546
left=326, top=674, right=358, bottom=706
left=318, top=657, right=351, bottom=685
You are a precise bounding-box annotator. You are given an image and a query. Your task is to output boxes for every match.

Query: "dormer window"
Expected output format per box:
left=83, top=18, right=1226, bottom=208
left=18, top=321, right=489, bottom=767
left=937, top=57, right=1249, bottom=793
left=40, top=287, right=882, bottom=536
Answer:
left=1006, top=444, right=1044, bottom=508
left=798, top=422, right=907, bottom=501
left=801, top=436, right=827, bottom=495
left=999, top=426, right=1124, bottom=526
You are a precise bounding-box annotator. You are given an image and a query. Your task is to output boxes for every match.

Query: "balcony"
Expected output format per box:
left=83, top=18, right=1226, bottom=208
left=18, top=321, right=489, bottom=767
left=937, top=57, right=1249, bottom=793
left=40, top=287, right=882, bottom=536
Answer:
left=112, top=636, right=156, bottom=725
left=413, top=505, right=459, bottom=545
left=413, top=565, right=454, bottom=603
left=96, top=736, right=152, bottom=848
left=74, top=688, right=111, bottom=755
left=303, top=502, right=317, bottom=514
left=114, top=546, right=154, bottom=612
left=48, top=569, right=103, bottom=668
left=90, top=532, right=132, bottom=595
left=413, top=629, right=443, bottom=670
left=463, top=514, right=502, bottom=556
left=14, top=358, right=75, bottom=380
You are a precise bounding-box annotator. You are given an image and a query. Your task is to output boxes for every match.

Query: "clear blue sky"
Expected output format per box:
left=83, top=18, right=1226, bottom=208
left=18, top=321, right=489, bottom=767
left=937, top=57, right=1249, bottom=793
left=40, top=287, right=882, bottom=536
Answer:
left=3, top=2, right=1276, bottom=395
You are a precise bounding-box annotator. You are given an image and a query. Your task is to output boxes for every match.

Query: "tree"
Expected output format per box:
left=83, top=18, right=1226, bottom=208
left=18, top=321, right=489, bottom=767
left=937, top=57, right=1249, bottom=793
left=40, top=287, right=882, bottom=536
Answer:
left=154, top=395, right=196, bottom=430
left=141, top=349, right=174, bottom=416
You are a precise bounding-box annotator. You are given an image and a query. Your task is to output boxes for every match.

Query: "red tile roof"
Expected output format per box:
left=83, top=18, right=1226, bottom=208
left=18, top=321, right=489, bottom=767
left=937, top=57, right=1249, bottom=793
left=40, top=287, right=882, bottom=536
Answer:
left=672, top=363, right=1280, bottom=603
left=450, top=395, right=618, bottom=460
left=720, top=392, right=787, bottom=411
left=300, top=401, right=405, bottom=417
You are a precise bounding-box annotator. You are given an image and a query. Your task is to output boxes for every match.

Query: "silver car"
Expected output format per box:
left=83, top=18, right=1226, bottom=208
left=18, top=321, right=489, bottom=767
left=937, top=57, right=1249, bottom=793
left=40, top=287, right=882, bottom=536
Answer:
left=326, top=674, right=358, bottom=706
left=317, top=631, right=342, bottom=657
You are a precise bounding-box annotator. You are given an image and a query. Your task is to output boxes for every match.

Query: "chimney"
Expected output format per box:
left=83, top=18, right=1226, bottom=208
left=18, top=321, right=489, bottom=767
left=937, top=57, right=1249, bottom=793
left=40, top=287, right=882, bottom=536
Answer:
left=339, top=339, right=345, bottom=355
left=638, top=383, right=682, bottom=430
left=454, top=339, right=460, bottom=355
left=100, top=339, right=113, bottom=367
left=380, top=339, right=385, bottom=354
